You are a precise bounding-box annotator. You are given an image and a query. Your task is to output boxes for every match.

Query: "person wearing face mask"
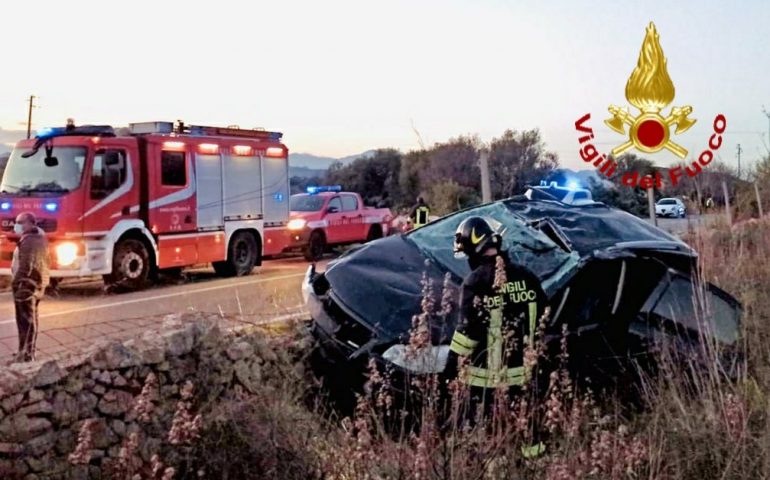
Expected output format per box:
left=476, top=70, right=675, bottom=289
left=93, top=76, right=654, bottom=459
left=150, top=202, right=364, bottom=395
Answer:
left=11, top=212, right=50, bottom=362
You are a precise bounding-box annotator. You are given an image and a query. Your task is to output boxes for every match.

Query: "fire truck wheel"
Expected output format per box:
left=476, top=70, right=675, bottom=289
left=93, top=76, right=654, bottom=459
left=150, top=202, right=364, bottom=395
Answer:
left=304, top=231, right=326, bottom=261
left=108, top=239, right=150, bottom=290
left=214, top=231, right=258, bottom=277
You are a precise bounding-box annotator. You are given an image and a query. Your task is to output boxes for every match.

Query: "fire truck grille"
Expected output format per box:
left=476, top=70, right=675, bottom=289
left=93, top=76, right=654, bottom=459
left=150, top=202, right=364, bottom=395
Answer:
left=1, top=218, right=58, bottom=233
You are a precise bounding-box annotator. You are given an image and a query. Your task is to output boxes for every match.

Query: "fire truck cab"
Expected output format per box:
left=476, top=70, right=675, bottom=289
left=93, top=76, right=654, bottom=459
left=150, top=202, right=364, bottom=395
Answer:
left=0, top=121, right=291, bottom=290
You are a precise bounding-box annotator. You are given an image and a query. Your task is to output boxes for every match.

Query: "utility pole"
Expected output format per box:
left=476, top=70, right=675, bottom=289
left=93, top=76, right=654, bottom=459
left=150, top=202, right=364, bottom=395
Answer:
left=736, top=143, right=742, bottom=179
left=647, top=185, right=657, bottom=227
left=26, top=95, right=37, bottom=139
left=722, top=180, right=732, bottom=226
left=478, top=149, right=492, bottom=203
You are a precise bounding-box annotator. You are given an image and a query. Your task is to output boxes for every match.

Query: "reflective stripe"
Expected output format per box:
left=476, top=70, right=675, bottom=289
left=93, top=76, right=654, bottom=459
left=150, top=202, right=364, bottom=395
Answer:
left=528, top=301, right=537, bottom=349
left=487, top=305, right=503, bottom=373
left=521, top=442, right=546, bottom=458
left=450, top=331, right=478, bottom=356
left=464, top=366, right=526, bottom=388
left=415, top=207, right=430, bottom=227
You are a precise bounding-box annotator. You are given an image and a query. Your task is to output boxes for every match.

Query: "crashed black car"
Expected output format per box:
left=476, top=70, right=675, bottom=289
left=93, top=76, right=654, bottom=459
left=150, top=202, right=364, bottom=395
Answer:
left=303, top=188, right=743, bottom=395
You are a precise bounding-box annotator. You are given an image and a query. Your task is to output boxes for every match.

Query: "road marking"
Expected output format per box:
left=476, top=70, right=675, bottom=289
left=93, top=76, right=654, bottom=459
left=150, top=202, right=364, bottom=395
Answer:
left=0, top=272, right=305, bottom=325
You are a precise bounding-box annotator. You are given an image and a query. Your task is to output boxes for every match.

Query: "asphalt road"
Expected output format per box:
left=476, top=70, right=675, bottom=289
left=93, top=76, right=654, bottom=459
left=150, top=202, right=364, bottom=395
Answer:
left=0, top=255, right=326, bottom=360
left=645, top=213, right=723, bottom=236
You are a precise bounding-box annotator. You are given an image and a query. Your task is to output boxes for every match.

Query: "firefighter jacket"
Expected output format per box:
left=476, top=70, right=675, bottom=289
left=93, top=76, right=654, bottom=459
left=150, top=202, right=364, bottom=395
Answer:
left=447, top=254, right=547, bottom=388
left=12, top=227, right=50, bottom=295
left=410, top=204, right=430, bottom=227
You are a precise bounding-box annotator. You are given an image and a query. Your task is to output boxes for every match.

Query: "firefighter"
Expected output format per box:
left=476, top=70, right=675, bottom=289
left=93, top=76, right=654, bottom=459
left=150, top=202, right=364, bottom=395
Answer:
left=11, top=212, right=50, bottom=362
left=444, top=216, right=548, bottom=455
left=410, top=196, right=430, bottom=228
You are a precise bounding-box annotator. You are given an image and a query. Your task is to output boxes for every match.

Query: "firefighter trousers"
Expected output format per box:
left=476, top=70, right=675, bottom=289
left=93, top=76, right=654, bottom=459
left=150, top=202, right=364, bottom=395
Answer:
left=13, top=288, right=42, bottom=362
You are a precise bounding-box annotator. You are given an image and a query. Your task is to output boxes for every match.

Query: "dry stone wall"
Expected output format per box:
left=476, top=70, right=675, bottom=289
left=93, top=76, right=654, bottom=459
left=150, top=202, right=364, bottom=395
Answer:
left=0, top=313, right=303, bottom=479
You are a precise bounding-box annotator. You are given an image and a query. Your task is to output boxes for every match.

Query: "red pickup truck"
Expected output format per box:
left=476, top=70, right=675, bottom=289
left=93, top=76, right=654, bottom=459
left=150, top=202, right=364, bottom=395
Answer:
left=285, top=187, right=392, bottom=261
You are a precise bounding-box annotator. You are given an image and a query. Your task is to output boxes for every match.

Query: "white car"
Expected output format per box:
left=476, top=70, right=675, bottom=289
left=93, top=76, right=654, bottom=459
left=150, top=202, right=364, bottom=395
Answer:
left=655, top=198, right=686, bottom=218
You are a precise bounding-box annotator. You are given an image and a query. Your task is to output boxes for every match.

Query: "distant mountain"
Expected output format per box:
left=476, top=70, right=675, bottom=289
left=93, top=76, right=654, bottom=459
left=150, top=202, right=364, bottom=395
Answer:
left=289, top=150, right=375, bottom=170
left=0, top=128, right=28, bottom=153
left=289, top=166, right=326, bottom=179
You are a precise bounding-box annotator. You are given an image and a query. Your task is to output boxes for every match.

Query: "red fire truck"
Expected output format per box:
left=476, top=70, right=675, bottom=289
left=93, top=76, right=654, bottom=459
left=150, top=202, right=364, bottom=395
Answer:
left=0, top=121, right=291, bottom=290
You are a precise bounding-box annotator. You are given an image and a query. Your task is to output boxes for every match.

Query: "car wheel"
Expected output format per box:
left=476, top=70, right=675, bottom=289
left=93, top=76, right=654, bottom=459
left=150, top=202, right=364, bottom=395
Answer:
left=214, top=231, right=259, bottom=277
left=366, top=225, right=383, bottom=242
left=106, top=239, right=150, bottom=291
left=304, top=231, right=326, bottom=261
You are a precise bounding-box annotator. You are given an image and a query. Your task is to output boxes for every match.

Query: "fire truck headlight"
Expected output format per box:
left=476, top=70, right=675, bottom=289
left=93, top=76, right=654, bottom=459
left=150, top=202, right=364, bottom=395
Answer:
left=55, top=242, right=79, bottom=267
left=287, top=219, right=307, bottom=231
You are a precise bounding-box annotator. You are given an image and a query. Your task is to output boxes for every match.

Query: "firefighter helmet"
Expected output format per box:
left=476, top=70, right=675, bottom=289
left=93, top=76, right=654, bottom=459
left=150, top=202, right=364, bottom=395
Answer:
left=453, top=216, right=502, bottom=259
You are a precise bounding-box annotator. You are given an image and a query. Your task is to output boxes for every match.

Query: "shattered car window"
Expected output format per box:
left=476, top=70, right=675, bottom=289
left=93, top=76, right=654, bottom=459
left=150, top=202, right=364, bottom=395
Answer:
left=407, top=202, right=580, bottom=296
left=642, top=272, right=739, bottom=345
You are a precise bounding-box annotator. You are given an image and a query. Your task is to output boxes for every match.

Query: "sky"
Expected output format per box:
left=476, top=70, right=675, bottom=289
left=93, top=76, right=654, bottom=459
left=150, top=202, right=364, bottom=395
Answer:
left=1, top=0, right=769, bottom=171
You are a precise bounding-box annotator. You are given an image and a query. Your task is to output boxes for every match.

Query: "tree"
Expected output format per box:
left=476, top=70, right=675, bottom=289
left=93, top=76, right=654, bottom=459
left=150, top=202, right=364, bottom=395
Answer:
left=488, top=129, right=559, bottom=199
left=324, top=149, right=403, bottom=207
left=588, top=154, right=657, bottom=216
left=289, top=175, right=324, bottom=195
left=415, top=136, right=483, bottom=213
left=428, top=180, right=468, bottom=215
left=398, top=150, right=428, bottom=208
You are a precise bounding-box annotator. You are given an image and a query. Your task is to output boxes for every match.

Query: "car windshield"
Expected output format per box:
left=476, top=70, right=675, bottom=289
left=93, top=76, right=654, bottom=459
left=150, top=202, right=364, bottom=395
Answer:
left=658, top=199, right=677, bottom=205
left=407, top=202, right=580, bottom=295
left=0, top=146, right=87, bottom=195
left=290, top=194, right=325, bottom=212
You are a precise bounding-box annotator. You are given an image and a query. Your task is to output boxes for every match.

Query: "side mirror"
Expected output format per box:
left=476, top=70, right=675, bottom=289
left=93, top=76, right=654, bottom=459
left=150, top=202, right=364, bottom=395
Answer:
left=327, top=206, right=339, bottom=214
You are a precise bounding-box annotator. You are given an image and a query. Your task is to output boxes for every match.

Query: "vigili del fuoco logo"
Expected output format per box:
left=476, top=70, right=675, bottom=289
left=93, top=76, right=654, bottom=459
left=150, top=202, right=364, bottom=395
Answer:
left=575, top=22, right=726, bottom=188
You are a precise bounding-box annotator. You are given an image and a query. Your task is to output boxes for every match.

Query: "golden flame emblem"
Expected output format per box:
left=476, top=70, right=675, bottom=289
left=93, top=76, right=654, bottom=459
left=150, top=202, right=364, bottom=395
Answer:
left=605, top=22, right=696, bottom=158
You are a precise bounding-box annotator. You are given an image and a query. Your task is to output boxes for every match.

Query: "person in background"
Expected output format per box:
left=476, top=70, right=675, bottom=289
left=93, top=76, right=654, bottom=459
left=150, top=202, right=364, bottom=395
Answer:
left=410, top=196, right=430, bottom=228
left=11, top=212, right=50, bottom=362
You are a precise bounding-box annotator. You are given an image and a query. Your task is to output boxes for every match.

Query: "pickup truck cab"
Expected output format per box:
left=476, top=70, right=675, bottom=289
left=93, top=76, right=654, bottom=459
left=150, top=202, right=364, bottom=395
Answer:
left=287, top=186, right=393, bottom=260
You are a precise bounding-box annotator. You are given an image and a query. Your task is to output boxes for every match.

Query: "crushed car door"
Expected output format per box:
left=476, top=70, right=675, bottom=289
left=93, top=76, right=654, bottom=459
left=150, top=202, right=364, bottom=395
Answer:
left=634, top=269, right=741, bottom=349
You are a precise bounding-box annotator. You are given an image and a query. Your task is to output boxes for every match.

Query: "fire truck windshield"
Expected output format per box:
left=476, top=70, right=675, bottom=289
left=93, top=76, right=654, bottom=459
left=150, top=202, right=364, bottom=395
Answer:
left=0, top=146, right=86, bottom=195
left=290, top=194, right=326, bottom=212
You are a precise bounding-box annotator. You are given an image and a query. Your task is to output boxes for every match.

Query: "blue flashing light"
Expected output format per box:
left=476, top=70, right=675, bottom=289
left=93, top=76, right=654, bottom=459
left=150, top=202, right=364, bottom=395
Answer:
left=36, top=127, right=54, bottom=138
left=306, top=185, right=342, bottom=195
left=44, top=202, right=58, bottom=213
left=566, top=180, right=580, bottom=191
left=36, top=127, right=67, bottom=139
left=273, top=193, right=284, bottom=202
left=0, top=202, right=11, bottom=211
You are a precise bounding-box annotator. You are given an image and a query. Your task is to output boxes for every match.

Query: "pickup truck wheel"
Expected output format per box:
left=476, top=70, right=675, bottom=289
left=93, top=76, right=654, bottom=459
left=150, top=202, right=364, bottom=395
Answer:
left=304, top=231, right=325, bottom=261
left=105, top=239, right=150, bottom=291
left=214, top=232, right=258, bottom=277
left=366, top=225, right=383, bottom=242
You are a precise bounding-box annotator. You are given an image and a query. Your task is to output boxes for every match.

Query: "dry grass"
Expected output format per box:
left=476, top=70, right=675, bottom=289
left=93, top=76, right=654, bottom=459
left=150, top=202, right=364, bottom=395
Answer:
left=65, top=218, right=770, bottom=479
